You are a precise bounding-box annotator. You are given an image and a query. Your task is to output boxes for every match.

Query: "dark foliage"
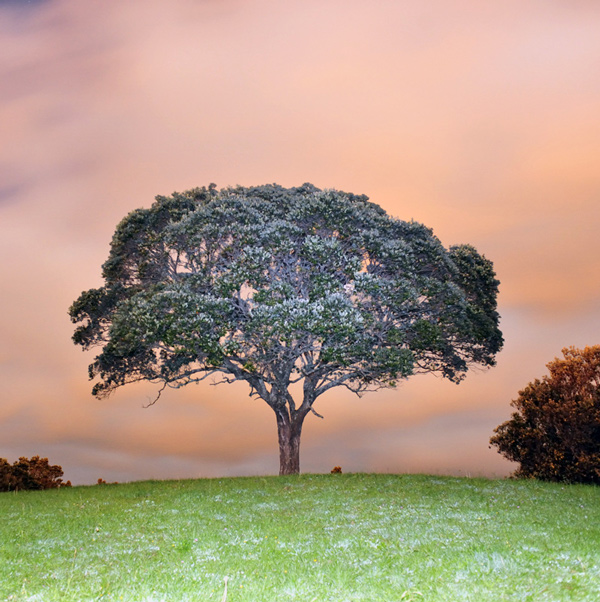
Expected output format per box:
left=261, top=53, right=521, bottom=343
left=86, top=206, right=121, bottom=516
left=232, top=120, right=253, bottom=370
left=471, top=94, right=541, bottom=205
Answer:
left=0, top=456, right=70, bottom=492
left=490, top=346, right=600, bottom=484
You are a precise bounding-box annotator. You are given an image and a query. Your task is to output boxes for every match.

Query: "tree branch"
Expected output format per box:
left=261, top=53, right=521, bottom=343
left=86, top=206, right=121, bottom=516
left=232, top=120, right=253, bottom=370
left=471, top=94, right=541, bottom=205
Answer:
left=310, top=407, right=324, bottom=419
left=143, top=382, right=168, bottom=408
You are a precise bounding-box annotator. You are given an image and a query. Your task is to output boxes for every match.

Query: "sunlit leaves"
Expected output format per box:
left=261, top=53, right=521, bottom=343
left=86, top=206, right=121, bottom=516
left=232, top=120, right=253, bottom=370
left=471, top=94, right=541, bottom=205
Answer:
left=490, top=345, right=600, bottom=484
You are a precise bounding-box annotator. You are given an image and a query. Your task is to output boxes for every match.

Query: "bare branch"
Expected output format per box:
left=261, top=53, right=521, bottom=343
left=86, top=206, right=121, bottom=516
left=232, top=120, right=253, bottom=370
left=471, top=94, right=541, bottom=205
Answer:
left=310, top=407, right=324, bottom=419
left=143, top=382, right=168, bottom=408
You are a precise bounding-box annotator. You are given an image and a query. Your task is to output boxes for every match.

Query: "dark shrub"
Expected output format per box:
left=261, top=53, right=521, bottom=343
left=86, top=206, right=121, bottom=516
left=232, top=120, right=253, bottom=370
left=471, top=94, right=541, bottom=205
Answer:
left=491, top=345, right=600, bottom=484
left=0, top=456, right=69, bottom=491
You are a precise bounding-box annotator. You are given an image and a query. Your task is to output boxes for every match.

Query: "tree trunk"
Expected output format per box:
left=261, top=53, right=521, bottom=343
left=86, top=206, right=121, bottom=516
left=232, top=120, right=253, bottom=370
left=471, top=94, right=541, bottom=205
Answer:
left=275, top=408, right=305, bottom=475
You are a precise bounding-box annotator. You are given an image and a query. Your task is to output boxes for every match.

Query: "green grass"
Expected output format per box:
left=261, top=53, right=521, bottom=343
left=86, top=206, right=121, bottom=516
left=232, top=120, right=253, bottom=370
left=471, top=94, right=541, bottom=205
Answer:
left=0, top=473, right=599, bottom=601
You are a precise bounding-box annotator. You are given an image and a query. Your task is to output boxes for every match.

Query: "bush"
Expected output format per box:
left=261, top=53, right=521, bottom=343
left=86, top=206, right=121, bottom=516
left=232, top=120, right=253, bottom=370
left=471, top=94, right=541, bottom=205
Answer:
left=490, top=345, right=600, bottom=484
left=0, top=456, right=70, bottom=492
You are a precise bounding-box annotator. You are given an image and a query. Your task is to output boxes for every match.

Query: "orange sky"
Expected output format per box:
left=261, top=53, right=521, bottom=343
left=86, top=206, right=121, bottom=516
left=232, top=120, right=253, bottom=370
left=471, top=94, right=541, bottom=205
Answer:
left=1, top=0, right=599, bottom=484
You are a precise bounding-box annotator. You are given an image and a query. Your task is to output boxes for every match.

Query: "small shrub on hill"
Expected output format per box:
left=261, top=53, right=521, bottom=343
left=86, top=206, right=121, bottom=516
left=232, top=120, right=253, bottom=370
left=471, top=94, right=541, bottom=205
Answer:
left=491, top=345, right=600, bottom=484
left=0, top=456, right=70, bottom=491
left=97, top=478, right=118, bottom=485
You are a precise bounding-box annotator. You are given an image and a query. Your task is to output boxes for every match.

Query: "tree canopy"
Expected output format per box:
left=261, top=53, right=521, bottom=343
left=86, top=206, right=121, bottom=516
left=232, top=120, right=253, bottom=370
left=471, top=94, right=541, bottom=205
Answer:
left=491, top=345, right=600, bottom=484
left=70, top=183, right=503, bottom=474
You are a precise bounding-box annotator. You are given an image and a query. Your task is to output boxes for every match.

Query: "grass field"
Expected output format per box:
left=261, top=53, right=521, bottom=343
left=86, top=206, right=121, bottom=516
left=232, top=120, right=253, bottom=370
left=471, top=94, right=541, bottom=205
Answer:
left=1, top=473, right=599, bottom=601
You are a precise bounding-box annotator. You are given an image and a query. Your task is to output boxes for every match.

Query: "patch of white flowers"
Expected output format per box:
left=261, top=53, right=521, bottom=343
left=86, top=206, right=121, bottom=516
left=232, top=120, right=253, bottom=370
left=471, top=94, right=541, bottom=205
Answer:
left=251, top=292, right=364, bottom=336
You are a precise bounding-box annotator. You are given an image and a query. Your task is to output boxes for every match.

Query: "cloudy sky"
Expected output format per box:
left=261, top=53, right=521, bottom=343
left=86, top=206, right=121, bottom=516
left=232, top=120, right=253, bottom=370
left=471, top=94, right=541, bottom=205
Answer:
left=1, top=0, right=599, bottom=485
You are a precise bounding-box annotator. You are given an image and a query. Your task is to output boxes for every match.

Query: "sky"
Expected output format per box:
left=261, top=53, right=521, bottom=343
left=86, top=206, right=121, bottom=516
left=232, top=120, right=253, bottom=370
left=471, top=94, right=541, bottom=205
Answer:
left=1, top=0, right=599, bottom=485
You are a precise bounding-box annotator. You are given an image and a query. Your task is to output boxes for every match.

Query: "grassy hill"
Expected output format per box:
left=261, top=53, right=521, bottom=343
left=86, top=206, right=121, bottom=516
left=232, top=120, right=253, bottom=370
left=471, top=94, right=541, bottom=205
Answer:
left=1, top=473, right=599, bottom=601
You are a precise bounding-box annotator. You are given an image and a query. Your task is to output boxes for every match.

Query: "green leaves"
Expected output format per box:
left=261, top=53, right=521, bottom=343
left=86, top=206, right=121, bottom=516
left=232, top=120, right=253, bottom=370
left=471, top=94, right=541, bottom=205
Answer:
left=71, top=183, right=502, bottom=403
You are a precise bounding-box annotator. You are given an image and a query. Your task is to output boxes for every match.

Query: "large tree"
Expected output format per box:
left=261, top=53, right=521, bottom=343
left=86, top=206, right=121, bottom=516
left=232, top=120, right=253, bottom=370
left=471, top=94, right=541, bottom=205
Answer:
left=490, top=345, right=600, bottom=484
left=70, top=184, right=503, bottom=474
